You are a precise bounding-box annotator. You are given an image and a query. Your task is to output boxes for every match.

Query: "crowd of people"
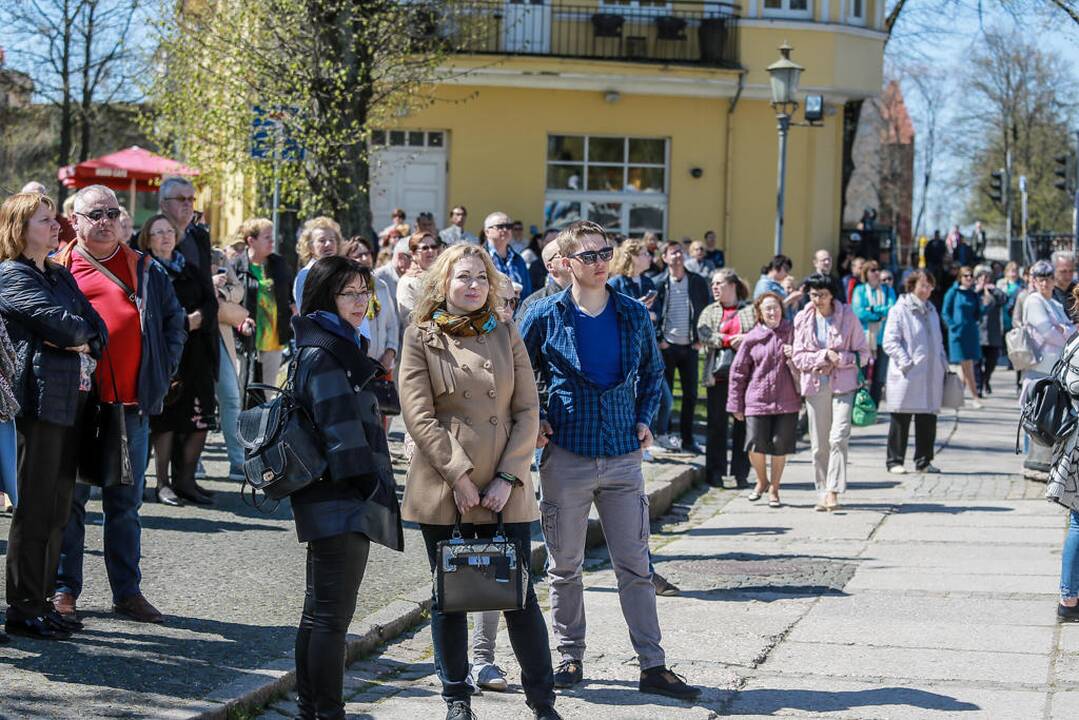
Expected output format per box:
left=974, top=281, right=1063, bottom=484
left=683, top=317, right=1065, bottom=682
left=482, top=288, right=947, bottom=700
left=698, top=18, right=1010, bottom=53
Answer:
left=3, top=179, right=1079, bottom=719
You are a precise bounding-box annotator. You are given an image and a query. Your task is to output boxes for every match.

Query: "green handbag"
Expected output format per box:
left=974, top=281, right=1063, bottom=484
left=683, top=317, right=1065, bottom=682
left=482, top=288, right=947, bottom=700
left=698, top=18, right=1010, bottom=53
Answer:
left=851, top=354, right=878, bottom=427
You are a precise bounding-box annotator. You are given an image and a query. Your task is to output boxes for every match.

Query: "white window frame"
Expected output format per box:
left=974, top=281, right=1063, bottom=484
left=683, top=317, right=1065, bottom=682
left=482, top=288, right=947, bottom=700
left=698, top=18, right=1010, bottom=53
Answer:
left=847, top=0, right=866, bottom=24
left=761, top=0, right=813, bottom=20
left=599, top=0, right=673, bottom=16
left=544, top=134, right=669, bottom=237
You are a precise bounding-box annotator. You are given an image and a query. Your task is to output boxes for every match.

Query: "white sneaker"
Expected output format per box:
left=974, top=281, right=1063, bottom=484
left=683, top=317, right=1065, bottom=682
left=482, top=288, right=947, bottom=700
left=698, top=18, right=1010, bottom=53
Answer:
left=475, top=663, right=508, bottom=692
left=888, top=465, right=907, bottom=475
left=642, top=449, right=654, bottom=462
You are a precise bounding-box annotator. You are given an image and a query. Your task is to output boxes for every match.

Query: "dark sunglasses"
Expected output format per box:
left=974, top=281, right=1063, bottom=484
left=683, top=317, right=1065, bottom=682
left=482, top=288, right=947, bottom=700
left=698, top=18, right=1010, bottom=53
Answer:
left=75, top=208, right=122, bottom=222
left=489, top=223, right=514, bottom=231
left=881, top=277, right=894, bottom=283
left=570, top=247, right=615, bottom=265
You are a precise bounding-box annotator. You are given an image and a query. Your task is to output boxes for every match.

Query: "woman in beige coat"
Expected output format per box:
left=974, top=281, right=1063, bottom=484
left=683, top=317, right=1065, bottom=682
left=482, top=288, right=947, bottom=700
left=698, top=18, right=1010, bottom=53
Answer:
left=399, top=244, right=559, bottom=720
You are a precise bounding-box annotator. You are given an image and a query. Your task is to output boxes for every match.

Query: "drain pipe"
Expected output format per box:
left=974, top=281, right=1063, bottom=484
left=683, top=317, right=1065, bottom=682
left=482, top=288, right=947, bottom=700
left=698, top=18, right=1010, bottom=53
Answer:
left=722, top=69, right=748, bottom=261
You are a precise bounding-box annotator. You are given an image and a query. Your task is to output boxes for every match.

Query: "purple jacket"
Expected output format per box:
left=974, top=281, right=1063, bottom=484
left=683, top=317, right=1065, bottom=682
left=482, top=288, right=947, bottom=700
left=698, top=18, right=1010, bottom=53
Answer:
left=791, top=300, right=869, bottom=396
left=726, top=320, right=802, bottom=416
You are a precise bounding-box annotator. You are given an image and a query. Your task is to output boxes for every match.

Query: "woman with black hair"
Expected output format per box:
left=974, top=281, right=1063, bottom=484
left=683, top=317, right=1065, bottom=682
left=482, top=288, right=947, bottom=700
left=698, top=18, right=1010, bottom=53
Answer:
left=291, top=256, right=404, bottom=720
left=753, top=255, right=803, bottom=319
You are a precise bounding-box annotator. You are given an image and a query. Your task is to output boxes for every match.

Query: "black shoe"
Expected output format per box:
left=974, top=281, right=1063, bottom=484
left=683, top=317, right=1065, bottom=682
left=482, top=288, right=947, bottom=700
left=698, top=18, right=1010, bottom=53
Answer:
left=46, top=609, right=82, bottom=632
left=5, top=615, right=70, bottom=640
left=734, top=477, right=751, bottom=489
left=156, top=485, right=182, bottom=507
left=706, top=474, right=724, bottom=488
left=682, top=442, right=704, bottom=455
left=553, top=658, right=583, bottom=688
left=534, top=706, right=563, bottom=720
left=639, top=665, right=701, bottom=701
left=445, top=700, right=476, bottom=720
left=652, top=572, right=681, bottom=597
left=172, top=484, right=213, bottom=506
left=194, top=482, right=216, bottom=497
left=1059, top=603, right=1079, bottom=622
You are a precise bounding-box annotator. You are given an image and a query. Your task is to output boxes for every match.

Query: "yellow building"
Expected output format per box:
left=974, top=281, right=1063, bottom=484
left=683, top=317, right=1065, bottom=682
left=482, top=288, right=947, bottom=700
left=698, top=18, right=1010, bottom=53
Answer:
left=366, top=0, right=886, bottom=275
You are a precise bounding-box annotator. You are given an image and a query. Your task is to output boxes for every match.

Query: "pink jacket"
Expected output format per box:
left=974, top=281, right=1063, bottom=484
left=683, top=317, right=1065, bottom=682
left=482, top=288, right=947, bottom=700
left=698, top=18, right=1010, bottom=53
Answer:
left=791, top=300, right=869, bottom=396
left=726, top=321, right=801, bottom=416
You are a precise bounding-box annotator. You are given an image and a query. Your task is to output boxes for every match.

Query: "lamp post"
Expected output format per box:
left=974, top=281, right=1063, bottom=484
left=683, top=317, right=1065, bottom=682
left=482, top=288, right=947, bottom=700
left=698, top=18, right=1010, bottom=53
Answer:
left=767, top=43, right=804, bottom=256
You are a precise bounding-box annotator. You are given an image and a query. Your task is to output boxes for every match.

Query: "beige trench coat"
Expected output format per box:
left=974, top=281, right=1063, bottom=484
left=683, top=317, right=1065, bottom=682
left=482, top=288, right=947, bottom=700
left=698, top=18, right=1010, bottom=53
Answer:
left=399, top=319, right=540, bottom=526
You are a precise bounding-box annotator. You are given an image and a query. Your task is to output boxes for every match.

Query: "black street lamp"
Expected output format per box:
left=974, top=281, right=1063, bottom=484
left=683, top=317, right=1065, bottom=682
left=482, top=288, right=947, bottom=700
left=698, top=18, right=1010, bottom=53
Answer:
left=767, top=42, right=804, bottom=256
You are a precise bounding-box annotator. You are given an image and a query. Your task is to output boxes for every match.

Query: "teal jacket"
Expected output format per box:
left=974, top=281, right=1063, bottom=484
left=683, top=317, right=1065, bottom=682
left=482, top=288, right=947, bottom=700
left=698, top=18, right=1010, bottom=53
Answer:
left=852, top=282, right=897, bottom=346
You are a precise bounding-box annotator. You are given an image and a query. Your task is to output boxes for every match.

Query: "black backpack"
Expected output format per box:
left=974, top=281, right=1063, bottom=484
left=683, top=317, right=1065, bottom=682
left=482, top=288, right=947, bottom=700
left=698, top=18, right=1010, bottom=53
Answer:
left=1017, top=338, right=1079, bottom=451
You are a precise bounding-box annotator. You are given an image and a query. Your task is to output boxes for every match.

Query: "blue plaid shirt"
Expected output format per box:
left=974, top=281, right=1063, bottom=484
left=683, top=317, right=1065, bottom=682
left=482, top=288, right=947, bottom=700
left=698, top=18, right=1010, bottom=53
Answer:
left=487, top=242, right=532, bottom=299
left=520, top=287, right=664, bottom=458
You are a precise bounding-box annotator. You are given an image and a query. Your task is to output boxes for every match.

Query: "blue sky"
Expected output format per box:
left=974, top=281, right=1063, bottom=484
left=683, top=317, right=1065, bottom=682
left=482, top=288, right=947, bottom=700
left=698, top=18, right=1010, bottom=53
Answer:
left=888, top=1, right=1079, bottom=234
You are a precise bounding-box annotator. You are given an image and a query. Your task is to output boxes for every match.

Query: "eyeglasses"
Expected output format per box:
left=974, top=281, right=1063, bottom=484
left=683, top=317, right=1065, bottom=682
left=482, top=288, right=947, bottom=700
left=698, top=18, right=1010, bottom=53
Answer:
left=868, top=268, right=880, bottom=273
left=75, top=208, right=123, bottom=223
left=881, top=276, right=894, bottom=284
left=488, top=223, right=514, bottom=231
left=164, top=196, right=196, bottom=204
left=502, top=297, right=518, bottom=309
left=416, top=244, right=439, bottom=252
left=149, top=228, right=176, bottom=238
left=961, top=273, right=973, bottom=279
left=570, top=247, right=615, bottom=265
left=336, top=291, right=370, bottom=304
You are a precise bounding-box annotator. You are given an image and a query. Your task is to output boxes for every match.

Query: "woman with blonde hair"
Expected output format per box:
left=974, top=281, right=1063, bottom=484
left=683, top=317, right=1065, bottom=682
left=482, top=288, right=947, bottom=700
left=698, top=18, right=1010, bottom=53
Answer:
left=399, top=243, right=558, bottom=720
left=293, top=216, right=342, bottom=306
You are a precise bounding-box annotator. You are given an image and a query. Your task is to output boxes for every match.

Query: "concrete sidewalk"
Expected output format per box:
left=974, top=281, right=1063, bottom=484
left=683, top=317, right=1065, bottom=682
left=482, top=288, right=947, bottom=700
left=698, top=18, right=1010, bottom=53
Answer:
left=256, top=373, right=1077, bottom=719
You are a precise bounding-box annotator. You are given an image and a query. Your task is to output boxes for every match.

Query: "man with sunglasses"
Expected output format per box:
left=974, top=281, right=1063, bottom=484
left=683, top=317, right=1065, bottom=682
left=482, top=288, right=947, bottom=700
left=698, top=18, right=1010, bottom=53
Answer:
left=520, top=220, right=700, bottom=702
left=653, top=241, right=710, bottom=455
left=483, top=211, right=531, bottom=304
left=52, top=184, right=187, bottom=625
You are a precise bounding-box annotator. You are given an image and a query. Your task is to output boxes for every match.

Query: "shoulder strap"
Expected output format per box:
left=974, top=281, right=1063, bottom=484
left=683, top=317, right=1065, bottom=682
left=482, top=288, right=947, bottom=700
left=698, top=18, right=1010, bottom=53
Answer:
left=74, top=246, right=136, bottom=305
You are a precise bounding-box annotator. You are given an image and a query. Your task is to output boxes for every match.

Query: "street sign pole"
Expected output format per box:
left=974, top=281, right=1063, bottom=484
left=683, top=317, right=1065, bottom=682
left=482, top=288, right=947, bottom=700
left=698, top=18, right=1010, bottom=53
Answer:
left=1005, top=148, right=1013, bottom=262
left=774, top=113, right=790, bottom=256
left=1019, top=175, right=1028, bottom=251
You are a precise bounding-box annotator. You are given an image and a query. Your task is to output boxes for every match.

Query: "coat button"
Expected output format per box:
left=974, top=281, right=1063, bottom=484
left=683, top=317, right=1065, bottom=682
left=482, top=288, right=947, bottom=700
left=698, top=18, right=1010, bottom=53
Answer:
left=346, top=370, right=352, bottom=378
left=489, top=417, right=499, bottom=425
left=487, top=389, right=496, bottom=398
left=353, top=385, right=361, bottom=392
left=463, top=390, right=472, bottom=399
left=464, top=417, right=472, bottom=426
left=483, top=360, right=492, bottom=370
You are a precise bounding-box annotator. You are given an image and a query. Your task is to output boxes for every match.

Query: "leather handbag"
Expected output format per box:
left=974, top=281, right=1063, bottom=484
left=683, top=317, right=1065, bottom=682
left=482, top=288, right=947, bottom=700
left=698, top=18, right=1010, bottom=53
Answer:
left=941, top=371, right=965, bottom=410
left=77, top=353, right=133, bottom=488
left=434, top=513, right=528, bottom=613
left=369, top=374, right=401, bottom=416
left=237, top=363, right=327, bottom=510
left=1006, top=326, right=1038, bottom=371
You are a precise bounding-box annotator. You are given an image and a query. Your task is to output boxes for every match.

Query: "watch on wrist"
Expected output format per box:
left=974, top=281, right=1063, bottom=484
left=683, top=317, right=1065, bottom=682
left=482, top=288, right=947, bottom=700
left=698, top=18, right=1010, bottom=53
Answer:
left=496, top=472, right=523, bottom=488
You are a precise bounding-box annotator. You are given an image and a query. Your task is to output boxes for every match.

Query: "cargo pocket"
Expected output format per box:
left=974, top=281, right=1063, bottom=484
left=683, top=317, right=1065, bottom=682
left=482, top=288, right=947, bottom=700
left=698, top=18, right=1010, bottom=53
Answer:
left=639, top=494, right=651, bottom=542
left=540, top=500, right=559, bottom=553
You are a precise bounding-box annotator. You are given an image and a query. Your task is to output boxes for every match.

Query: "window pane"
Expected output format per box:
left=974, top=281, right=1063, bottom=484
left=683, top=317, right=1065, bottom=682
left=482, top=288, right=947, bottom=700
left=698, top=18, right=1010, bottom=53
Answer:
left=408, top=131, right=425, bottom=147
left=588, top=137, right=625, bottom=163
left=629, top=138, right=665, bottom=164
left=627, top=167, right=665, bottom=192
left=427, top=131, right=444, bottom=147
left=852, top=0, right=861, bottom=14
left=629, top=203, right=665, bottom=231
left=545, top=200, right=581, bottom=227
left=588, top=202, right=622, bottom=230
left=389, top=130, right=406, bottom=146
left=547, top=165, right=584, bottom=190
left=764, top=0, right=781, bottom=7
left=371, top=130, right=386, bottom=146
left=548, top=135, right=584, bottom=162
left=587, top=165, right=624, bottom=191
left=790, top=0, right=808, bottom=9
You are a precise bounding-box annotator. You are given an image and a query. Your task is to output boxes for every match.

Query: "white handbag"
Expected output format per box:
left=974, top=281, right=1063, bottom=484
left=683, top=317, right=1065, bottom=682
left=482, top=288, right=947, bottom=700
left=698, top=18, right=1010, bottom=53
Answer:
left=1006, top=326, right=1038, bottom=371
left=941, top=371, right=965, bottom=410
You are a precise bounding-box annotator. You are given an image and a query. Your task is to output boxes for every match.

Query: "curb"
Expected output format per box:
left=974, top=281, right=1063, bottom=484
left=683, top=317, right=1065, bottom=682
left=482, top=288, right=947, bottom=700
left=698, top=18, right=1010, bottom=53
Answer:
left=191, top=458, right=704, bottom=720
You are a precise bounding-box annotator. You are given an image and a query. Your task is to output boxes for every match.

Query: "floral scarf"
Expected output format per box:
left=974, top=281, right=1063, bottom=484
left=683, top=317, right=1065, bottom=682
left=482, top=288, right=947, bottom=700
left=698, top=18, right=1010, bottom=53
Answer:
left=432, top=307, right=497, bottom=337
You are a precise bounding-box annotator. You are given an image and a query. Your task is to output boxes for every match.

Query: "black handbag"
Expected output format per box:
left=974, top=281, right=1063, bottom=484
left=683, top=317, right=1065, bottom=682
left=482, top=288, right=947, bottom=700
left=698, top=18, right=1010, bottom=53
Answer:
left=237, top=363, right=327, bottom=511
left=77, top=353, right=133, bottom=488
left=369, top=375, right=400, bottom=416
left=711, top=347, right=735, bottom=377
left=1017, top=340, right=1079, bottom=450
left=434, top=513, right=528, bottom=613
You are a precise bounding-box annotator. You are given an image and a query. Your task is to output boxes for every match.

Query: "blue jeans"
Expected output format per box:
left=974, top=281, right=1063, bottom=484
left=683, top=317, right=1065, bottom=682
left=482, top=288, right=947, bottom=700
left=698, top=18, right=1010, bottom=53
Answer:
left=651, top=381, right=673, bottom=437
left=0, top=419, right=17, bottom=506
left=216, top=338, right=244, bottom=476
left=56, top=409, right=150, bottom=603
left=1062, top=510, right=1079, bottom=600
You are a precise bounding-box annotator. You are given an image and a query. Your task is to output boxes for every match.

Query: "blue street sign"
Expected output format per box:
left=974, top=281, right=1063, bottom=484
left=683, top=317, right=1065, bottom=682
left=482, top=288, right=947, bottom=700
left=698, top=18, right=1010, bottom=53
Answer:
left=250, top=105, right=304, bottom=161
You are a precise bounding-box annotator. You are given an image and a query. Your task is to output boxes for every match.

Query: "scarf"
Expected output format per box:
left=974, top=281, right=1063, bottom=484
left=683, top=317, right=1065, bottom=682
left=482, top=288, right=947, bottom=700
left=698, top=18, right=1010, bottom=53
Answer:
left=308, top=310, right=361, bottom=347
left=432, top=307, right=498, bottom=337
left=153, top=250, right=186, bottom=275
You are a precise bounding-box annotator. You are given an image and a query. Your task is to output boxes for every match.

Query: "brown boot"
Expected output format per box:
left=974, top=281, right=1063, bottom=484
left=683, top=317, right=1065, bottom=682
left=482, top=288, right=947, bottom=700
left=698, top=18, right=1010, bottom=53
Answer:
left=114, top=593, right=164, bottom=623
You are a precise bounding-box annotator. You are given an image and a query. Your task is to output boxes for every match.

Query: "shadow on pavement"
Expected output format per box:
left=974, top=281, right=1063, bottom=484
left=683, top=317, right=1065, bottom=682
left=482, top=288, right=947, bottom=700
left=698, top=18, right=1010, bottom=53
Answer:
left=684, top=527, right=790, bottom=537
left=726, top=686, right=981, bottom=714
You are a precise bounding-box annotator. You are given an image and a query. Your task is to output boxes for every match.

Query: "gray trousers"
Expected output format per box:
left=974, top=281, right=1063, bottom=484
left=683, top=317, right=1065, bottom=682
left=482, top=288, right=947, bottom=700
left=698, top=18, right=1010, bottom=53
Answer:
left=805, top=385, right=854, bottom=496
left=471, top=610, right=499, bottom=666
left=539, top=443, right=664, bottom=670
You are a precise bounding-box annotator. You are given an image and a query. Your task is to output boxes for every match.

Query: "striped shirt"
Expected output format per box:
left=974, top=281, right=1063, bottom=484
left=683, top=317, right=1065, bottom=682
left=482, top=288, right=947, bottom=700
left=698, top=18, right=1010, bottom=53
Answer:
left=520, top=287, right=664, bottom=458
left=662, top=274, right=692, bottom=345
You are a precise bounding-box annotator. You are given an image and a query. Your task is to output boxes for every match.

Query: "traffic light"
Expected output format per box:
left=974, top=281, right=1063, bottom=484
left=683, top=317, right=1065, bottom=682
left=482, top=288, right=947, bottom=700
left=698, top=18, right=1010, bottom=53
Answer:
left=989, top=170, right=1004, bottom=204
left=1056, top=153, right=1074, bottom=193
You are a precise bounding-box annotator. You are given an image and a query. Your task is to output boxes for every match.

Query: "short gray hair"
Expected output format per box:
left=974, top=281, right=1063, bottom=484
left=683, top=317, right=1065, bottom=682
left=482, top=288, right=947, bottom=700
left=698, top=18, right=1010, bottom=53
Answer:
left=159, top=176, right=194, bottom=206
left=1031, top=260, right=1054, bottom=278
left=973, top=264, right=993, bottom=279
left=1052, top=250, right=1075, bottom=267
left=72, top=184, right=118, bottom=212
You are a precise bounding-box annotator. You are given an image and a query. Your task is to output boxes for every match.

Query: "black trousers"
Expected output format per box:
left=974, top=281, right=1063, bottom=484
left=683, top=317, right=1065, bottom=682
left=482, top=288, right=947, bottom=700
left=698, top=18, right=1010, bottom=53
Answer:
left=869, top=346, right=888, bottom=406
left=978, top=345, right=1001, bottom=394
left=295, top=532, right=371, bottom=720
left=705, top=380, right=749, bottom=483
left=420, top=522, right=555, bottom=710
left=887, top=413, right=937, bottom=470
left=6, top=410, right=82, bottom=618
left=662, top=344, right=699, bottom=446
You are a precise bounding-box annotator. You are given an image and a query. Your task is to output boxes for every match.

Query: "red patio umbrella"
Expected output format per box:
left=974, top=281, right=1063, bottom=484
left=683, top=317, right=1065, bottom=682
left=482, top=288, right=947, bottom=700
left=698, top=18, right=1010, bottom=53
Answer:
left=58, top=145, right=199, bottom=213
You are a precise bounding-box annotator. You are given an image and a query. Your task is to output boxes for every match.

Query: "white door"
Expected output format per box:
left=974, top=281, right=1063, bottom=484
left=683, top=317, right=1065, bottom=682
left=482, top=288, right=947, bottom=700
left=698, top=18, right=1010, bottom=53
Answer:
left=502, top=0, right=551, bottom=54
left=370, top=138, right=447, bottom=233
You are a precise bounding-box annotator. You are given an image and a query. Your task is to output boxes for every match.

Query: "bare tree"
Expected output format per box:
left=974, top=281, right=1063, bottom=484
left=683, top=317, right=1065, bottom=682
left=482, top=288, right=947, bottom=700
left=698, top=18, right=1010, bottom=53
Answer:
left=904, top=64, right=951, bottom=241
left=1, top=0, right=146, bottom=201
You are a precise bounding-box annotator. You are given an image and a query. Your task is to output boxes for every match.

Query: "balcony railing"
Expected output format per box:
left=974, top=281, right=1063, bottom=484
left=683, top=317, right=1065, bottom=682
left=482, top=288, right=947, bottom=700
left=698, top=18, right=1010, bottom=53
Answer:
left=421, top=1, right=741, bottom=70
